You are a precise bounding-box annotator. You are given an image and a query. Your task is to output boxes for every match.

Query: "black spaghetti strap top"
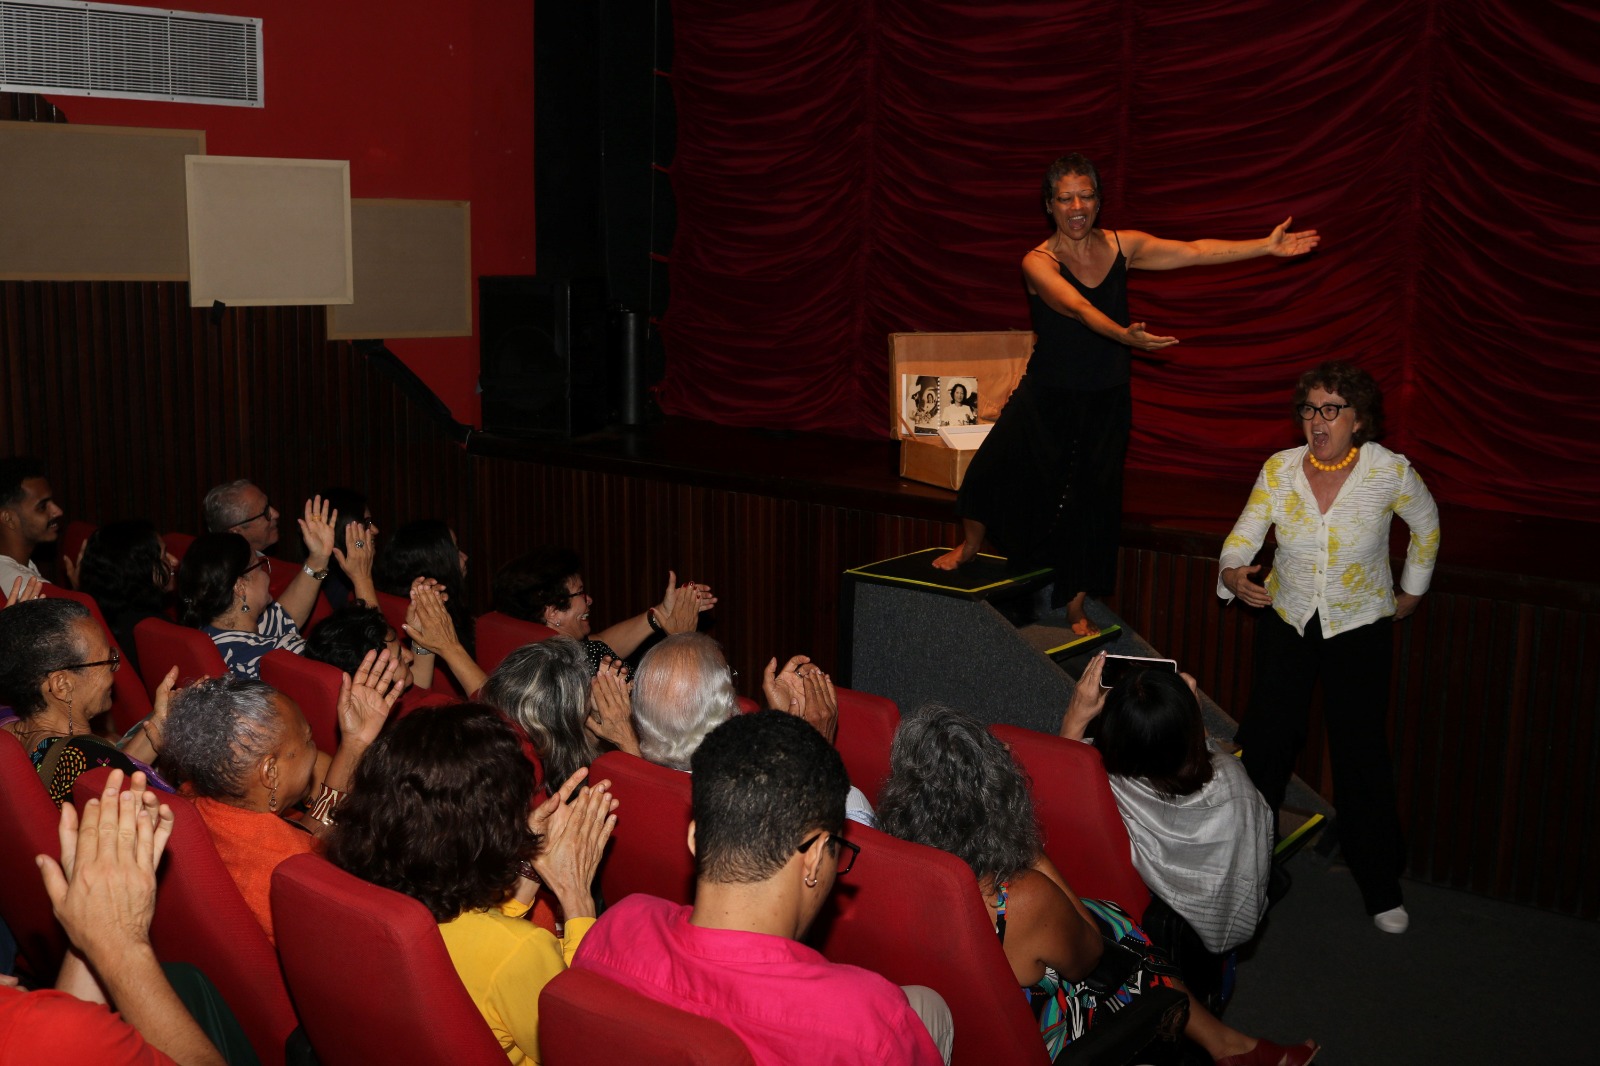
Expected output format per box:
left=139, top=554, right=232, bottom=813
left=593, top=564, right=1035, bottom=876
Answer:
left=1024, top=230, right=1131, bottom=391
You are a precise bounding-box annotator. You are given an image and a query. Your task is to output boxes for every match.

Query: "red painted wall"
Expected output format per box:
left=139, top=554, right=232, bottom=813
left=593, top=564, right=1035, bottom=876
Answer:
left=51, top=0, right=536, bottom=426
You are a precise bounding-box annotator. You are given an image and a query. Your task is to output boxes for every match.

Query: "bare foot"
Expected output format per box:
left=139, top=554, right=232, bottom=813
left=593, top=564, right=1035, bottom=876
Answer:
left=932, top=543, right=977, bottom=570
left=1064, top=591, right=1100, bottom=636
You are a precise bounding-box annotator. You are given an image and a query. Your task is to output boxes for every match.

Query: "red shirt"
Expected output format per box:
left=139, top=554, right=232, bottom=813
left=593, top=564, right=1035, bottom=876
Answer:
left=0, top=984, right=177, bottom=1065
left=573, top=895, right=942, bottom=1066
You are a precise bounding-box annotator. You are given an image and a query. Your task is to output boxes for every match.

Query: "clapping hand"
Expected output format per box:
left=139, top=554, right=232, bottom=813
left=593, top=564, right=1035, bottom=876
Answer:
left=4, top=575, right=44, bottom=606
left=763, top=654, right=837, bottom=743
left=587, top=656, right=640, bottom=754
left=403, top=579, right=462, bottom=655
left=528, top=766, right=618, bottom=921
left=657, top=571, right=717, bottom=635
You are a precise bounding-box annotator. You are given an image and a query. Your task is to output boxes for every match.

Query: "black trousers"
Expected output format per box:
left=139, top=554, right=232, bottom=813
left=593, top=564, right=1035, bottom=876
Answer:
left=1240, top=609, right=1406, bottom=915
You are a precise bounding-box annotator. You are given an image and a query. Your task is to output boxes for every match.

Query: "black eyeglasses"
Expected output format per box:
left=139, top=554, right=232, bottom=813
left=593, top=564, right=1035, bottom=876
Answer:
left=235, top=501, right=273, bottom=526
left=798, top=831, right=860, bottom=876
left=1294, top=402, right=1352, bottom=422
left=62, top=647, right=120, bottom=674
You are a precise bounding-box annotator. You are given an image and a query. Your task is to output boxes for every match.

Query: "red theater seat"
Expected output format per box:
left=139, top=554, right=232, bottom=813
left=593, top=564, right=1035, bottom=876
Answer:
left=592, top=750, right=697, bottom=907
left=72, top=769, right=299, bottom=1066
left=540, top=968, right=756, bottom=1066
left=134, top=615, right=226, bottom=699
left=474, top=610, right=557, bottom=675
left=0, top=732, right=69, bottom=984
left=833, top=687, right=900, bottom=805
left=271, top=853, right=506, bottom=1066
left=990, top=724, right=1151, bottom=922
left=259, top=650, right=343, bottom=754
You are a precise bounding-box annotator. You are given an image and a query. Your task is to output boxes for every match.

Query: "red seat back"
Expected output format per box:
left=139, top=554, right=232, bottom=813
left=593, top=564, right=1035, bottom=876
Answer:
left=134, top=615, right=226, bottom=699
left=811, top=821, right=1048, bottom=1066
left=591, top=751, right=696, bottom=907
left=264, top=557, right=300, bottom=600
left=72, top=768, right=299, bottom=1066
left=990, top=724, right=1151, bottom=922
left=833, top=687, right=899, bottom=805
left=39, top=585, right=154, bottom=735
left=375, top=590, right=462, bottom=695
left=0, top=732, right=68, bottom=983
left=474, top=610, right=557, bottom=676
left=60, top=519, right=96, bottom=570
left=271, top=852, right=506, bottom=1066
left=163, top=531, right=195, bottom=561
left=540, top=967, right=756, bottom=1066
left=259, top=650, right=343, bottom=754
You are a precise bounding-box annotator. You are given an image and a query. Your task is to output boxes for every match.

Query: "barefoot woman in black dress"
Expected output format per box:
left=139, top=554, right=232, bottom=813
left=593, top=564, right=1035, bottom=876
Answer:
left=933, top=154, right=1319, bottom=633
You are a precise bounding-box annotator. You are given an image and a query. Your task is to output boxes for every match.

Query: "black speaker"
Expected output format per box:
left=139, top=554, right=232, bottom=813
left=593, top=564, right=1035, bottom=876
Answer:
left=479, top=276, right=608, bottom=437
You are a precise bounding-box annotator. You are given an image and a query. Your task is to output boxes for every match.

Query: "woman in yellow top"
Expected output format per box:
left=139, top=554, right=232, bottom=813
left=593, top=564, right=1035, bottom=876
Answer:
left=328, top=704, right=618, bottom=1063
left=1219, top=361, right=1439, bottom=935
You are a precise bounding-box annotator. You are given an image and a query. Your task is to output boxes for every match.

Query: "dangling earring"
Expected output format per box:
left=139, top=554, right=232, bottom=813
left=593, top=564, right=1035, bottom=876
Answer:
left=268, top=781, right=278, bottom=811
left=240, top=596, right=250, bottom=614
left=64, top=696, right=76, bottom=736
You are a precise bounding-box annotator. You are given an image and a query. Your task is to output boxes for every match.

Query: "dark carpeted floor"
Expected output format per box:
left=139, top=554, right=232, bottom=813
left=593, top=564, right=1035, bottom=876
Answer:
left=1219, top=841, right=1597, bottom=1065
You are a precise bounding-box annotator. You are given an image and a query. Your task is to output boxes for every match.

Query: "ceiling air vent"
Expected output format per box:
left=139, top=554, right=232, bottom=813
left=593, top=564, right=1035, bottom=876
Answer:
left=0, top=0, right=262, bottom=107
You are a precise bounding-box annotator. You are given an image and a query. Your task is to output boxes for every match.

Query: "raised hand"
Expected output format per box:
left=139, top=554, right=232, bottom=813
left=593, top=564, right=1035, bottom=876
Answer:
left=1059, top=652, right=1109, bottom=741
left=762, top=654, right=810, bottom=713
left=799, top=665, right=838, bottom=744
left=657, top=571, right=716, bottom=635
left=1266, top=216, right=1319, bottom=257
left=337, top=649, right=403, bottom=747
left=332, top=520, right=375, bottom=581
left=63, top=540, right=88, bottom=590
left=5, top=574, right=44, bottom=605
left=530, top=769, right=618, bottom=921
left=403, top=580, right=462, bottom=655
left=297, top=496, right=338, bottom=566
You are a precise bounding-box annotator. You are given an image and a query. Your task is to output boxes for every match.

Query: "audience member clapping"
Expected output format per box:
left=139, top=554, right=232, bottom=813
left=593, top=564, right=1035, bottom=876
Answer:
left=491, top=546, right=715, bottom=674
left=374, top=519, right=474, bottom=654
left=572, top=710, right=952, bottom=1065
left=1060, top=655, right=1272, bottom=954
left=0, top=598, right=170, bottom=805
left=0, top=770, right=229, bottom=1066
left=327, top=703, right=617, bottom=1063
left=158, top=656, right=400, bottom=943
left=482, top=637, right=640, bottom=790
left=203, top=479, right=280, bottom=554
left=762, top=651, right=877, bottom=825
left=877, top=705, right=1315, bottom=1066
left=179, top=497, right=340, bottom=678
left=318, top=486, right=379, bottom=611
left=400, top=576, right=488, bottom=696
left=630, top=632, right=739, bottom=772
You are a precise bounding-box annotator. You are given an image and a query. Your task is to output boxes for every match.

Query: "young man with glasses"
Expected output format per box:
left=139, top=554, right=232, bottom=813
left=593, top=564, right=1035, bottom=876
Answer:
left=573, top=711, right=952, bottom=1064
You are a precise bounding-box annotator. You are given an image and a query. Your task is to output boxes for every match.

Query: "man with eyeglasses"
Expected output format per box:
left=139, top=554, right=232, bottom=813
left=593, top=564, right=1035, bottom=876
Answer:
left=202, top=478, right=280, bottom=555
left=573, top=711, right=952, bottom=1064
left=0, top=456, right=65, bottom=599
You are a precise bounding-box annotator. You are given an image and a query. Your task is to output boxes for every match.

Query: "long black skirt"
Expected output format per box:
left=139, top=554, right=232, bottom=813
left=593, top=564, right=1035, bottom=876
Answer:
left=956, top=377, right=1131, bottom=604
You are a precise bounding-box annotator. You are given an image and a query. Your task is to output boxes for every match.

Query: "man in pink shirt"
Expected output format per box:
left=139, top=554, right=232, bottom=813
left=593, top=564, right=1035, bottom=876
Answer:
left=573, top=711, right=951, bottom=1065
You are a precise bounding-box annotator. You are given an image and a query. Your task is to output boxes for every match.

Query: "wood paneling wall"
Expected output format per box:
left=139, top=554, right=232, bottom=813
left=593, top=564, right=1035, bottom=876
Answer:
left=5, top=273, right=1595, bottom=919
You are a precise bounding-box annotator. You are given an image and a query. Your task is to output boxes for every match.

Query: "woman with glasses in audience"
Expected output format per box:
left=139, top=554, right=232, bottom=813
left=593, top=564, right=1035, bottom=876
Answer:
left=0, top=598, right=170, bottom=804
left=878, top=704, right=1315, bottom=1066
left=329, top=704, right=616, bottom=1063
left=178, top=497, right=344, bottom=680
left=1219, top=361, right=1439, bottom=935
left=74, top=519, right=178, bottom=677
left=492, top=545, right=715, bottom=676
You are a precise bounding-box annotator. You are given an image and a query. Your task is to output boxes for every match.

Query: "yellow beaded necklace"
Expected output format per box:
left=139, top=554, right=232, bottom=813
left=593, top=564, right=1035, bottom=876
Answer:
left=1307, top=446, right=1358, bottom=473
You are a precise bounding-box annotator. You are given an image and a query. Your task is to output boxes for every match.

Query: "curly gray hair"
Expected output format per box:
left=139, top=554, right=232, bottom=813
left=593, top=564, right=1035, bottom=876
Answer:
left=161, top=675, right=282, bottom=800
left=875, top=703, right=1041, bottom=887
left=480, top=636, right=599, bottom=787
left=631, top=633, right=739, bottom=771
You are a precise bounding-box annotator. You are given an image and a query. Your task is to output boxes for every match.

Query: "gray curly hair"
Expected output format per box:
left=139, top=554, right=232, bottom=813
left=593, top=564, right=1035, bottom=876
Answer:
left=631, top=633, right=739, bottom=771
left=161, top=675, right=283, bottom=800
left=875, top=703, right=1042, bottom=887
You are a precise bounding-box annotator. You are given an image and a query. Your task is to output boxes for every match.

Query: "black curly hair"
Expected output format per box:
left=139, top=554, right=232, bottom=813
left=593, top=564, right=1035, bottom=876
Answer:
left=1293, top=360, right=1386, bottom=444
left=326, top=704, right=539, bottom=922
left=78, top=520, right=169, bottom=621
left=491, top=546, right=584, bottom=624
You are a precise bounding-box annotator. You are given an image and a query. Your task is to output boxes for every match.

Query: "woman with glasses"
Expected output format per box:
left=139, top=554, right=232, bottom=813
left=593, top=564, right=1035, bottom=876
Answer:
left=0, top=598, right=170, bottom=804
left=329, top=703, right=616, bottom=1063
left=935, top=152, right=1319, bottom=639
left=1219, top=361, right=1439, bottom=935
left=878, top=704, right=1314, bottom=1066
left=179, top=512, right=336, bottom=679
left=75, top=519, right=178, bottom=677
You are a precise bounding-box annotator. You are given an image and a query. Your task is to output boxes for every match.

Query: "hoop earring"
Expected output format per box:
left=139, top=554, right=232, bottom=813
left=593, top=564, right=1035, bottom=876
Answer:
left=804, top=875, right=818, bottom=888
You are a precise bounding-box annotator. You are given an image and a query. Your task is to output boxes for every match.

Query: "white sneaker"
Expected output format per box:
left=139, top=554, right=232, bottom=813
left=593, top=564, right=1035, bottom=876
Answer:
left=1373, top=905, right=1410, bottom=934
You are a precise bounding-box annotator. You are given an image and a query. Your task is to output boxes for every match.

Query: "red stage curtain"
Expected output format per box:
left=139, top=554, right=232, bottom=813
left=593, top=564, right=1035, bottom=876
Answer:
left=659, top=0, right=1600, bottom=522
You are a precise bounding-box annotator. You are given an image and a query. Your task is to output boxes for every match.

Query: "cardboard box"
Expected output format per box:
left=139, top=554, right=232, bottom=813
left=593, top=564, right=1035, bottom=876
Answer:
left=889, top=330, right=1033, bottom=490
